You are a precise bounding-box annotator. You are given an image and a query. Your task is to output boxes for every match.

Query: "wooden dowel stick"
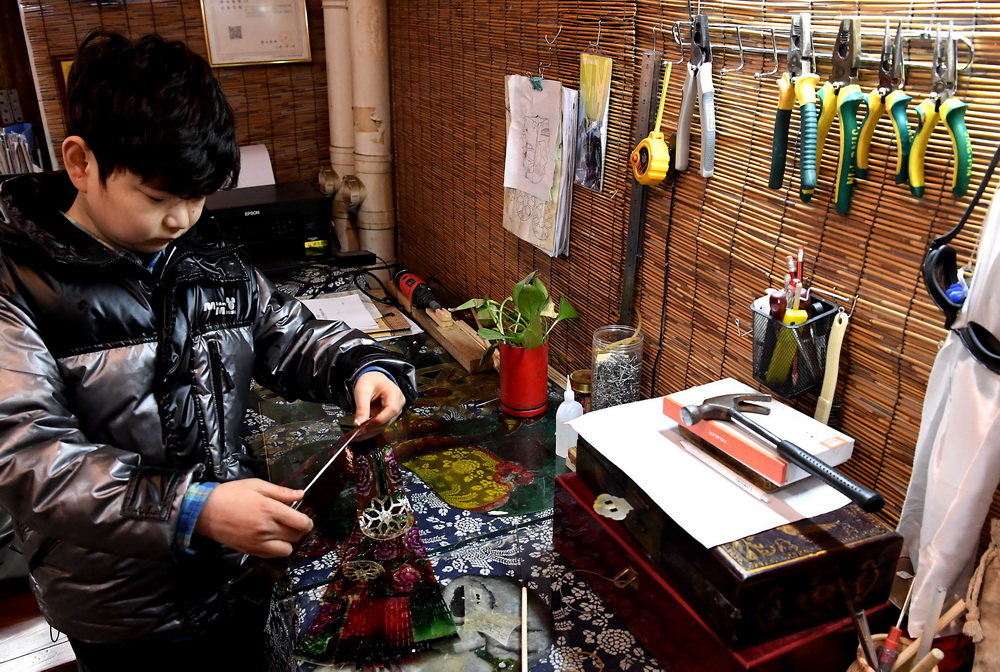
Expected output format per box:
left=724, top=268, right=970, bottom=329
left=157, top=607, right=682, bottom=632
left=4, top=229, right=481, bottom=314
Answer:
left=892, top=599, right=966, bottom=670
left=910, top=648, right=945, bottom=672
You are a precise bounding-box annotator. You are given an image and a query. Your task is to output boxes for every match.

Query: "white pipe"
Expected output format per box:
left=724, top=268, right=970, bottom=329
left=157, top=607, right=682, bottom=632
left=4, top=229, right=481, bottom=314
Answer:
left=322, top=0, right=359, bottom=250
left=348, top=0, right=395, bottom=277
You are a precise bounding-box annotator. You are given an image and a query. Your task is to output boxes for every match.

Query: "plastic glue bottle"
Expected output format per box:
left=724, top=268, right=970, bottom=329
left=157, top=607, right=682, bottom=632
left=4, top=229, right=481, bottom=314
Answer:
left=555, top=375, right=584, bottom=459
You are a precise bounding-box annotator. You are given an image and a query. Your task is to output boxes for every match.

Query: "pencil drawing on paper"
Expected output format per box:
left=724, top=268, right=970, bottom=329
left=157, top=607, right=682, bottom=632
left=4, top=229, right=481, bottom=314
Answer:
left=512, top=190, right=551, bottom=241
left=521, top=116, right=553, bottom=185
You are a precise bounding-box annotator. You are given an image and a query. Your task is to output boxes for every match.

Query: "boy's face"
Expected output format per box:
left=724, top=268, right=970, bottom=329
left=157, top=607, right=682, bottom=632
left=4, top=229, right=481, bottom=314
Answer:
left=65, top=139, right=207, bottom=255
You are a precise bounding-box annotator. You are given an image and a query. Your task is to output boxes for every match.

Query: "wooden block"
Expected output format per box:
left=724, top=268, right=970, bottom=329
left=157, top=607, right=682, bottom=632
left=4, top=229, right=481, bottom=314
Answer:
left=394, top=292, right=492, bottom=373
left=428, top=307, right=454, bottom=327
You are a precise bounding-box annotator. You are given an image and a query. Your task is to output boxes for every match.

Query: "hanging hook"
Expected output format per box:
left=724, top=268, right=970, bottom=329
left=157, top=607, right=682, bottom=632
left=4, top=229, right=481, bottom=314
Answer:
left=720, top=26, right=746, bottom=75
left=753, top=28, right=779, bottom=80
left=670, top=22, right=687, bottom=64
left=733, top=318, right=752, bottom=338
left=590, top=19, right=602, bottom=52
left=536, top=25, right=561, bottom=79
left=959, top=32, right=975, bottom=72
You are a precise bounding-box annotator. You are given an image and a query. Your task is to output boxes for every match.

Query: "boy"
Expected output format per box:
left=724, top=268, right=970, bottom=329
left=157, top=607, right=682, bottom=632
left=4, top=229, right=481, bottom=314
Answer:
left=0, top=31, right=417, bottom=671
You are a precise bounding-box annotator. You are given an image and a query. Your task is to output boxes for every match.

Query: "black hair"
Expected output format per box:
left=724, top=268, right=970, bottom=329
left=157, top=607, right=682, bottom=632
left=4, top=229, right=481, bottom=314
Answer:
left=66, top=31, right=240, bottom=198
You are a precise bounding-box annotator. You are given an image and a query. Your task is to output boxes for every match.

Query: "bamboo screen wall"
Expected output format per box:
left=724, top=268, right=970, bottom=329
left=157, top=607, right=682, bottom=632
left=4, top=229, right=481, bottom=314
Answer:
left=389, top=1, right=1000, bottom=544
left=19, top=0, right=330, bottom=183
left=16, top=0, right=1000, bottom=548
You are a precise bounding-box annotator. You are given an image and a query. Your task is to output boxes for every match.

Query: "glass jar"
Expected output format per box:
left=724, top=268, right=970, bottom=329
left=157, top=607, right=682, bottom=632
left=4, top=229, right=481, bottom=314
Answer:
left=591, top=325, right=644, bottom=411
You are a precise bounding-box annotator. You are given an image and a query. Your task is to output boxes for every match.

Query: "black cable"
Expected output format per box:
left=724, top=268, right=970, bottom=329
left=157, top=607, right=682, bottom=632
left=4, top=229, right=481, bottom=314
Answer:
left=650, top=176, right=678, bottom=397
left=932, top=142, right=1000, bottom=248
left=352, top=269, right=395, bottom=305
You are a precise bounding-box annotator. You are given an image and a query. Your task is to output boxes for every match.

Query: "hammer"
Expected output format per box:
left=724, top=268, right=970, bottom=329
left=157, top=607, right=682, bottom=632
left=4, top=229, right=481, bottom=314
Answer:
left=680, top=393, right=885, bottom=512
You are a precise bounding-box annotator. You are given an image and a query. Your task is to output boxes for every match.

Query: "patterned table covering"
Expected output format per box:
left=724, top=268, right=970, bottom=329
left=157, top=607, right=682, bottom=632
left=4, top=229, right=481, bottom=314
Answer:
left=250, top=270, right=666, bottom=671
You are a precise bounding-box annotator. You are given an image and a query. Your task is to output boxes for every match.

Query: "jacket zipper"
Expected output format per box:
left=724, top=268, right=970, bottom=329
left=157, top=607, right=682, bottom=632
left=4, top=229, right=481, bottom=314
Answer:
left=207, top=340, right=233, bottom=478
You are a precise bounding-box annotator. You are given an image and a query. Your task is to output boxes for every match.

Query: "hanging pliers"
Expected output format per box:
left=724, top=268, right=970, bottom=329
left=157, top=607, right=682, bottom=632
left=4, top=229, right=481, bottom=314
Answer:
left=816, top=18, right=865, bottom=215
left=676, top=15, right=716, bottom=178
left=909, top=23, right=972, bottom=198
left=857, top=21, right=912, bottom=184
left=769, top=13, right=820, bottom=202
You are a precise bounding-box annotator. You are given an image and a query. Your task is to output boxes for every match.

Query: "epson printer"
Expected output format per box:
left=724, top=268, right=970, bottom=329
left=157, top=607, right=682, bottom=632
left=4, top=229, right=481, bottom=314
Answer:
left=206, top=180, right=330, bottom=275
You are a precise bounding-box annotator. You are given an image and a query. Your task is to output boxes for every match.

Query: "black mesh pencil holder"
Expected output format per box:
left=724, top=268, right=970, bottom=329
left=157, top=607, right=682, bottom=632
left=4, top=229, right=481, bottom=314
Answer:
left=750, top=297, right=839, bottom=399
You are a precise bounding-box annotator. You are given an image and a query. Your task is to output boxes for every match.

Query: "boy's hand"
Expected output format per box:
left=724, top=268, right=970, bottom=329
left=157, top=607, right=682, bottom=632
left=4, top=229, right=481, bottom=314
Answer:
left=194, top=479, right=313, bottom=558
left=352, top=370, right=406, bottom=439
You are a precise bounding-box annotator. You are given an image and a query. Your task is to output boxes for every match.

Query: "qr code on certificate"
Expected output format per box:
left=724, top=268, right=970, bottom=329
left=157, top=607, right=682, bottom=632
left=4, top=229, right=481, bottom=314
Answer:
left=229, top=26, right=242, bottom=39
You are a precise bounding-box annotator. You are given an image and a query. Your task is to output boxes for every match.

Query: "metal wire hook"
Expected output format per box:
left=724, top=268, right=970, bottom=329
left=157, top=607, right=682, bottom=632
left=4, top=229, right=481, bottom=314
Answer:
left=670, top=22, right=687, bottom=64
left=687, top=0, right=701, bottom=21
left=590, top=19, right=602, bottom=51
left=720, top=26, right=746, bottom=75
left=537, top=25, right=561, bottom=77
left=733, top=318, right=752, bottom=338
left=653, top=23, right=685, bottom=65
left=753, top=28, right=779, bottom=80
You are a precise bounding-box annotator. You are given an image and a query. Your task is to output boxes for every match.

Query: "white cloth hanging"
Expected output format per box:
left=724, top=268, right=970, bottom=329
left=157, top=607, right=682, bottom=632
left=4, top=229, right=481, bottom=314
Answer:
left=897, top=192, right=1000, bottom=638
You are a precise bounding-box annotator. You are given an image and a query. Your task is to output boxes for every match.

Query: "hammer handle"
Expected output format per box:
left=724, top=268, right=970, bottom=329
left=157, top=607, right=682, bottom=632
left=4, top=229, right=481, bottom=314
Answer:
left=729, top=412, right=885, bottom=512
left=774, top=438, right=885, bottom=512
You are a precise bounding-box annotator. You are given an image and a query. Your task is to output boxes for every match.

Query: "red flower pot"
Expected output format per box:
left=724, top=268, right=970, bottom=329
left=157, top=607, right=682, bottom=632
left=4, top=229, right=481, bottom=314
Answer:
left=499, top=343, right=549, bottom=417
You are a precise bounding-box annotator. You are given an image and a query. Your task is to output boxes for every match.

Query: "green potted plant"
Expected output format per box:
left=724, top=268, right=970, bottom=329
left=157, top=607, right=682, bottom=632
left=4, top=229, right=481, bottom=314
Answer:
left=455, top=271, right=578, bottom=417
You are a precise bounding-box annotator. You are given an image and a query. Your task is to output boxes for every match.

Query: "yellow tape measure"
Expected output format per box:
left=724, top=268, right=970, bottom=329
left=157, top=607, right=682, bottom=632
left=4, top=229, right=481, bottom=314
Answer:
left=630, top=61, right=672, bottom=186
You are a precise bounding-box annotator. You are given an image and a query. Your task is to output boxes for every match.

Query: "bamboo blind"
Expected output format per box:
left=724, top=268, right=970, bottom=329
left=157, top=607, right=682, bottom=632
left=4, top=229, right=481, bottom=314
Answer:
left=390, top=0, right=1000, bottom=550
left=18, top=0, right=330, bottom=183
left=15, top=0, right=1000, bottom=552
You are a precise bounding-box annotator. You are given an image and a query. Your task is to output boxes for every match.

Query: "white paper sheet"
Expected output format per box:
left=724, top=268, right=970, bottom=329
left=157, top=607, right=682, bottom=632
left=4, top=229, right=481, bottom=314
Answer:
left=301, top=294, right=379, bottom=331
left=235, top=144, right=275, bottom=188
left=503, top=75, right=563, bottom=201
left=501, top=81, right=576, bottom=258
left=568, top=398, right=850, bottom=548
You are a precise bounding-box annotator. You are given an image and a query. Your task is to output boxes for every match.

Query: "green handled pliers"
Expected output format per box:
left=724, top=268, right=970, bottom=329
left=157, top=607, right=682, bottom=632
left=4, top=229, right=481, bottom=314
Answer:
left=816, top=18, right=866, bottom=215
left=857, top=21, right=912, bottom=184
left=676, top=15, right=716, bottom=178
left=769, top=13, right=820, bottom=201
left=909, top=23, right=973, bottom=198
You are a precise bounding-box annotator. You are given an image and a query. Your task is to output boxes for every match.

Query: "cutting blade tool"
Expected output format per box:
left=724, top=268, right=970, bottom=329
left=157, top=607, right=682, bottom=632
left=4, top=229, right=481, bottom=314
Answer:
left=857, top=21, right=913, bottom=184
left=816, top=18, right=866, bottom=215
left=769, top=13, right=820, bottom=201
left=909, top=22, right=973, bottom=198
left=676, top=15, right=716, bottom=178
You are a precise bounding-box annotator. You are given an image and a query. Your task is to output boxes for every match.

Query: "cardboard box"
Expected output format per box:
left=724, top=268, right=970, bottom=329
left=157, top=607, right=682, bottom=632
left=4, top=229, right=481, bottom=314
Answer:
left=662, top=378, right=854, bottom=486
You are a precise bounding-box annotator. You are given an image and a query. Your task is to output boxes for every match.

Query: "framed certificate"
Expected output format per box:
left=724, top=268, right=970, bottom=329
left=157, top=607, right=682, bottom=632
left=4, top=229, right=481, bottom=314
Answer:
left=200, top=0, right=311, bottom=67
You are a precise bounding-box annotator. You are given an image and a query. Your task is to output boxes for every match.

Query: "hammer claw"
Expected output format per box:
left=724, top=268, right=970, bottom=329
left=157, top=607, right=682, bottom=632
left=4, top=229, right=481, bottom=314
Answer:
left=734, top=394, right=772, bottom=416
left=679, top=392, right=772, bottom=426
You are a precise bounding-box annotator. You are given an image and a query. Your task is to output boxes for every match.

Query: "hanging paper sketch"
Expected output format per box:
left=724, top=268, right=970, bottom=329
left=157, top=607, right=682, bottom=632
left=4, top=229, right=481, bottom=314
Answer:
left=574, top=53, right=613, bottom=192
left=502, top=75, right=577, bottom=257
left=503, top=75, right=562, bottom=201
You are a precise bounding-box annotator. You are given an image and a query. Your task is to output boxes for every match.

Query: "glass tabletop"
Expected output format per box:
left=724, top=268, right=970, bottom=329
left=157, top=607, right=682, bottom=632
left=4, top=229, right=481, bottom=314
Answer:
left=243, top=318, right=664, bottom=671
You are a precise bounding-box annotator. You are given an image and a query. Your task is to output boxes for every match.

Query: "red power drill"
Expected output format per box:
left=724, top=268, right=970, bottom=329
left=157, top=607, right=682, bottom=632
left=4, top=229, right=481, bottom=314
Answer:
left=394, top=270, right=442, bottom=311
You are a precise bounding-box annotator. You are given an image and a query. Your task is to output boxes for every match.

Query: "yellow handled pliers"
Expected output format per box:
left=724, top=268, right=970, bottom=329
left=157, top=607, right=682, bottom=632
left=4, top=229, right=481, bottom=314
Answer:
left=909, top=22, right=973, bottom=198
left=769, top=13, right=820, bottom=202
left=857, top=21, right=912, bottom=184
left=816, top=18, right=866, bottom=215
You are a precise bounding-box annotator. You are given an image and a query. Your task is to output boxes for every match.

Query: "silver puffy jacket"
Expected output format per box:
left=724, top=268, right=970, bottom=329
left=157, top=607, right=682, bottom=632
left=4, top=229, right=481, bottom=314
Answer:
left=0, top=173, right=417, bottom=643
